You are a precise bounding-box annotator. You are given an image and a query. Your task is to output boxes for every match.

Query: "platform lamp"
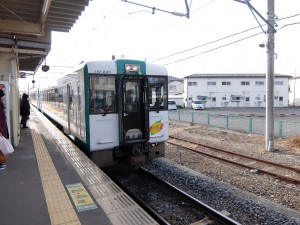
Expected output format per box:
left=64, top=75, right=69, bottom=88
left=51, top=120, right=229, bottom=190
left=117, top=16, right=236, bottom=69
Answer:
left=42, top=57, right=50, bottom=72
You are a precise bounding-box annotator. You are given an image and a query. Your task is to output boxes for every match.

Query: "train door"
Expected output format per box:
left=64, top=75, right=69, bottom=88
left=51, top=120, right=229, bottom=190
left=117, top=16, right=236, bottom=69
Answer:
left=76, top=81, right=84, bottom=138
left=120, top=76, right=149, bottom=144
left=66, top=84, right=72, bottom=135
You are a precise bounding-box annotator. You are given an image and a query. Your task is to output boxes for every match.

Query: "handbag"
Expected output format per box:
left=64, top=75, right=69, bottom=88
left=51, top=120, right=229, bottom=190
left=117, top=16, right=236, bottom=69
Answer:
left=0, top=135, right=14, bottom=155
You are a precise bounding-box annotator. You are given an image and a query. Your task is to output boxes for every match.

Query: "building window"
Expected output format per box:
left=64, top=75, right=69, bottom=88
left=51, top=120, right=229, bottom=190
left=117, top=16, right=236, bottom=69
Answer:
left=222, top=81, right=231, bottom=85
left=231, top=95, right=241, bottom=102
left=188, top=82, right=197, bottom=86
left=95, top=76, right=100, bottom=84
left=222, top=96, right=226, bottom=100
left=169, top=85, right=176, bottom=91
left=275, top=81, right=283, bottom=85
left=212, top=97, right=216, bottom=102
left=241, top=81, right=250, bottom=85
left=255, top=81, right=264, bottom=86
left=245, top=97, right=250, bottom=101
left=207, top=81, right=216, bottom=86
left=197, top=96, right=207, bottom=102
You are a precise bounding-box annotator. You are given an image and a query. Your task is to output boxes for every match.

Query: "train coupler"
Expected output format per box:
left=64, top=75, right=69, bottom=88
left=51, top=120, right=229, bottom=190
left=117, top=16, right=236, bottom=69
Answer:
left=130, top=154, right=146, bottom=166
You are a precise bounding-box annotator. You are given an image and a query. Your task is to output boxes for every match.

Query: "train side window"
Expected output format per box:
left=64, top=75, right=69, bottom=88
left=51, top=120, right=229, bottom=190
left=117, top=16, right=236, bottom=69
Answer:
left=148, top=76, right=168, bottom=111
left=89, top=75, right=116, bottom=114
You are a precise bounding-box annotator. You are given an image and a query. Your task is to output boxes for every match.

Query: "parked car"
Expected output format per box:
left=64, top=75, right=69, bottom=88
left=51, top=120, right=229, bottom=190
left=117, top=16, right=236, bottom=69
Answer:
left=168, top=101, right=177, bottom=110
left=192, top=100, right=204, bottom=110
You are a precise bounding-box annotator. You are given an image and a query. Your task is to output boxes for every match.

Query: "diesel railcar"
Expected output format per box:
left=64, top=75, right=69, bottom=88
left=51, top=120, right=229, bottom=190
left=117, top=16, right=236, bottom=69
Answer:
left=31, top=59, right=169, bottom=168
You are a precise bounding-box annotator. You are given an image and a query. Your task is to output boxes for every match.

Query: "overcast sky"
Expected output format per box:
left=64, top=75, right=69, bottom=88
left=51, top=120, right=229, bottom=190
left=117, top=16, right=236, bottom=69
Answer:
left=30, top=0, right=300, bottom=88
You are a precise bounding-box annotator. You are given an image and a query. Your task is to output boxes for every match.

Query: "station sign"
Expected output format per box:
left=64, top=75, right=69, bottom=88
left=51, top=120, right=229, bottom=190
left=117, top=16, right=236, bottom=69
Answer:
left=66, top=183, right=97, bottom=212
left=20, top=72, right=34, bottom=78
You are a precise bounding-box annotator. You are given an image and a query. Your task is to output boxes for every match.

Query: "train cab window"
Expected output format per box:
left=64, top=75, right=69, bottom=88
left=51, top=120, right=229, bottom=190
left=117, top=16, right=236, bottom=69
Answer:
left=124, top=81, right=141, bottom=112
left=148, top=76, right=168, bottom=111
left=89, top=75, right=116, bottom=114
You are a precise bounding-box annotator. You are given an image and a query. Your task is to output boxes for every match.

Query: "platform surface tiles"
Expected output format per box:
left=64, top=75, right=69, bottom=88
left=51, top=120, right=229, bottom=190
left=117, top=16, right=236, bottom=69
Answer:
left=0, top=107, right=158, bottom=225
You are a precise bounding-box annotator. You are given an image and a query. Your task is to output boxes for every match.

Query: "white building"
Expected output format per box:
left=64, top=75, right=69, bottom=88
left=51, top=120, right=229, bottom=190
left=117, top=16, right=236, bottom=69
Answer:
left=168, top=78, right=184, bottom=107
left=181, top=73, right=292, bottom=108
left=289, top=76, right=300, bottom=107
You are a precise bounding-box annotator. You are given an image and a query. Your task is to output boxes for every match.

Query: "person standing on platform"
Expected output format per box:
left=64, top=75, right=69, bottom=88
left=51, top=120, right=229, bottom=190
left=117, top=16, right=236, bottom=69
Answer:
left=0, top=90, right=9, bottom=170
left=20, top=93, right=30, bottom=128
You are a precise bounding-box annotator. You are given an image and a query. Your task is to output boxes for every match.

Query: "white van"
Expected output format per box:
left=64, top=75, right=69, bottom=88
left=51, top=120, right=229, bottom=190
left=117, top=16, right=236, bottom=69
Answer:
left=168, top=101, right=177, bottom=110
left=192, top=100, right=204, bottom=110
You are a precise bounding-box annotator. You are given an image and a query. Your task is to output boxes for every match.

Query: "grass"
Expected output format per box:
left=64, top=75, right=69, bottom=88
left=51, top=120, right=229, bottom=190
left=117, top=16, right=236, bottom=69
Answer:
left=287, top=135, right=300, bottom=149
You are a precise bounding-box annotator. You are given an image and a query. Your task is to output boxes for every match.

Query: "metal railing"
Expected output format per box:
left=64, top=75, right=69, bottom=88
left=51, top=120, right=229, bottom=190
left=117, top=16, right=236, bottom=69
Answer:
left=169, top=110, right=300, bottom=138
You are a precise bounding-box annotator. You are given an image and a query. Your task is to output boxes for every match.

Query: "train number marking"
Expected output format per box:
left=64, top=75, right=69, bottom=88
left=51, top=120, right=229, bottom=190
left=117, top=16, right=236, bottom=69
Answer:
left=94, top=70, right=112, bottom=74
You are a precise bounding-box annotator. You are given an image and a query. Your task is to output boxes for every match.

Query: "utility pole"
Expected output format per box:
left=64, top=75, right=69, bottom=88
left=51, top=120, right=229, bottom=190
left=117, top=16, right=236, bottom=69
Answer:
left=266, top=0, right=275, bottom=151
left=233, top=0, right=276, bottom=151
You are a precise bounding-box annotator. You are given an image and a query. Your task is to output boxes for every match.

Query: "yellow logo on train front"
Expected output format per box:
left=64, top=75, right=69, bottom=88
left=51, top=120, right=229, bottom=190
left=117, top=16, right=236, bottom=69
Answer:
left=150, top=119, right=164, bottom=135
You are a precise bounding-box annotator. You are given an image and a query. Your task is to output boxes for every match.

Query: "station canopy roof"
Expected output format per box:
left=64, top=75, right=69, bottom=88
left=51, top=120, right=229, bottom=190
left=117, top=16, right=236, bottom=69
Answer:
left=0, top=0, right=91, bottom=72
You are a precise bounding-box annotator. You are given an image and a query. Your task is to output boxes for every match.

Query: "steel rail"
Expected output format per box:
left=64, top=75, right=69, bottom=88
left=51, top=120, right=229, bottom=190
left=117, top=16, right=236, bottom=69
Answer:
left=170, top=135, right=300, bottom=173
left=106, top=168, right=241, bottom=225
left=168, top=135, right=300, bottom=184
left=140, top=168, right=241, bottom=225
left=104, top=169, right=170, bottom=225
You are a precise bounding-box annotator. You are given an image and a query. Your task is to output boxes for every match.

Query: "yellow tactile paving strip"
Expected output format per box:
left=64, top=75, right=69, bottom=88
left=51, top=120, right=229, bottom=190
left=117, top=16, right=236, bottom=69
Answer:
left=31, top=106, right=159, bottom=225
left=29, top=121, right=81, bottom=225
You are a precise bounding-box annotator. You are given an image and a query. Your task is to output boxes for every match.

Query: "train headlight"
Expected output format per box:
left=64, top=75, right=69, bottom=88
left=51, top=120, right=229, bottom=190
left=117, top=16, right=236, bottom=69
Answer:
left=132, top=144, right=143, bottom=155
left=125, top=64, right=140, bottom=73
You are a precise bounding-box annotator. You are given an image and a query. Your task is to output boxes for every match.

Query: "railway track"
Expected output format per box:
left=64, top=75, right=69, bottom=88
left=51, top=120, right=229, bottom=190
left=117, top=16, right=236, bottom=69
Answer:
left=168, top=135, right=300, bottom=184
left=105, top=168, right=241, bottom=225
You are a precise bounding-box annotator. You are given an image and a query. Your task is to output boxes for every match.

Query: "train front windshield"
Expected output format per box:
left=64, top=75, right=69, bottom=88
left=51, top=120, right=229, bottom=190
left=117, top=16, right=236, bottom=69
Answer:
left=89, top=74, right=168, bottom=114
left=89, top=75, right=116, bottom=114
left=148, top=76, right=168, bottom=111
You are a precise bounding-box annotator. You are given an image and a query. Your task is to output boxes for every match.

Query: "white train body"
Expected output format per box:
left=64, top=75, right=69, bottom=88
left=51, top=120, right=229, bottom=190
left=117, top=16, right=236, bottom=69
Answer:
left=31, top=60, right=169, bottom=168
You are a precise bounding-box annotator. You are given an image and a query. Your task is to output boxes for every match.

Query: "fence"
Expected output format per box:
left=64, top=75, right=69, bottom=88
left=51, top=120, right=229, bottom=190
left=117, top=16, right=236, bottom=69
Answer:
left=169, top=110, right=300, bottom=139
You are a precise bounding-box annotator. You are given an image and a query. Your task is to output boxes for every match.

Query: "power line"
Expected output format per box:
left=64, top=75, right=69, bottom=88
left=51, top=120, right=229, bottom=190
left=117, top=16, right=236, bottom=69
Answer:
left=191, top=0, right=216, bottom=14
left=276, top=13, right=300, bottom=22
left=155, top=0, right=216, bottom=33
left=121, top=0, right=189, bottom=18
left=161, top=31, right=262, bottom=66
left=277, top=21, right=300, bottom=31
left=150, top=25, right=262, bottom=63
left=150, top=14, right=300, bottom=66
left=234, top=0, right=276, bottom=33
left=102, top=0, right=121, bottom=19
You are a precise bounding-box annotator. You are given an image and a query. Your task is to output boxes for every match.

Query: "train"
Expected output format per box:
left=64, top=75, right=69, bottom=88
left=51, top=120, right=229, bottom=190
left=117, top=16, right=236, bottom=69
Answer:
left=30, top=59, right=169, bottom=168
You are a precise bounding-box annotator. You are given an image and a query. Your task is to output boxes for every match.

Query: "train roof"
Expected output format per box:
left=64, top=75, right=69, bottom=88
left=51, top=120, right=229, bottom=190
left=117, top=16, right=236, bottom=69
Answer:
left=60, top=59, right=168, bottom=76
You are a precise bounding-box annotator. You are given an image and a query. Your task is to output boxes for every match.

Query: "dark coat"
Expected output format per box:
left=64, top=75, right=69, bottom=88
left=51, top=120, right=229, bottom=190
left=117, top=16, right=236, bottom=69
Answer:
left=0, top=101, right=9, bottom=139
left=20, top=94, right=30, bottom=117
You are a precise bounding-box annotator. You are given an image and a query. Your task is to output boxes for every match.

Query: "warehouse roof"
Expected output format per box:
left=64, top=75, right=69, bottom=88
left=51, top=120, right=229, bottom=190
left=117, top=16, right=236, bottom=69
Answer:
left=185, top=73, right=293, bottom=79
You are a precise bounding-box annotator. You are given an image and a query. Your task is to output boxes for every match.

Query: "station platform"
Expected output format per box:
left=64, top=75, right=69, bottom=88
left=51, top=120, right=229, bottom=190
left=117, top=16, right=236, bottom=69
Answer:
left=0, top=108, right=158, bottom=225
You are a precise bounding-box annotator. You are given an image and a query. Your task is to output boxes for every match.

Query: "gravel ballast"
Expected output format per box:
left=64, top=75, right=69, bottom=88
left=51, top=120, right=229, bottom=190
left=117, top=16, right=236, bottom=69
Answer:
left=144, top=121, right=300, bottom=224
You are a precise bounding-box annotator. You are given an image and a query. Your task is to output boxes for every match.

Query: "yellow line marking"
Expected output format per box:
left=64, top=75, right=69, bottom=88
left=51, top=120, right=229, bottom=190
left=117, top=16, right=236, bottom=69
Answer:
left=31, top=107, right=159, bottom=225
left=29, top=121, right=81, bottom=225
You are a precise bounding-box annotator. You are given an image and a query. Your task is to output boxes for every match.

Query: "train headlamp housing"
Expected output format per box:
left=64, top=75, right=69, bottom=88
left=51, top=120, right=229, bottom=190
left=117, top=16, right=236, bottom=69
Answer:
left=125, top=64, right=140, bottom=73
